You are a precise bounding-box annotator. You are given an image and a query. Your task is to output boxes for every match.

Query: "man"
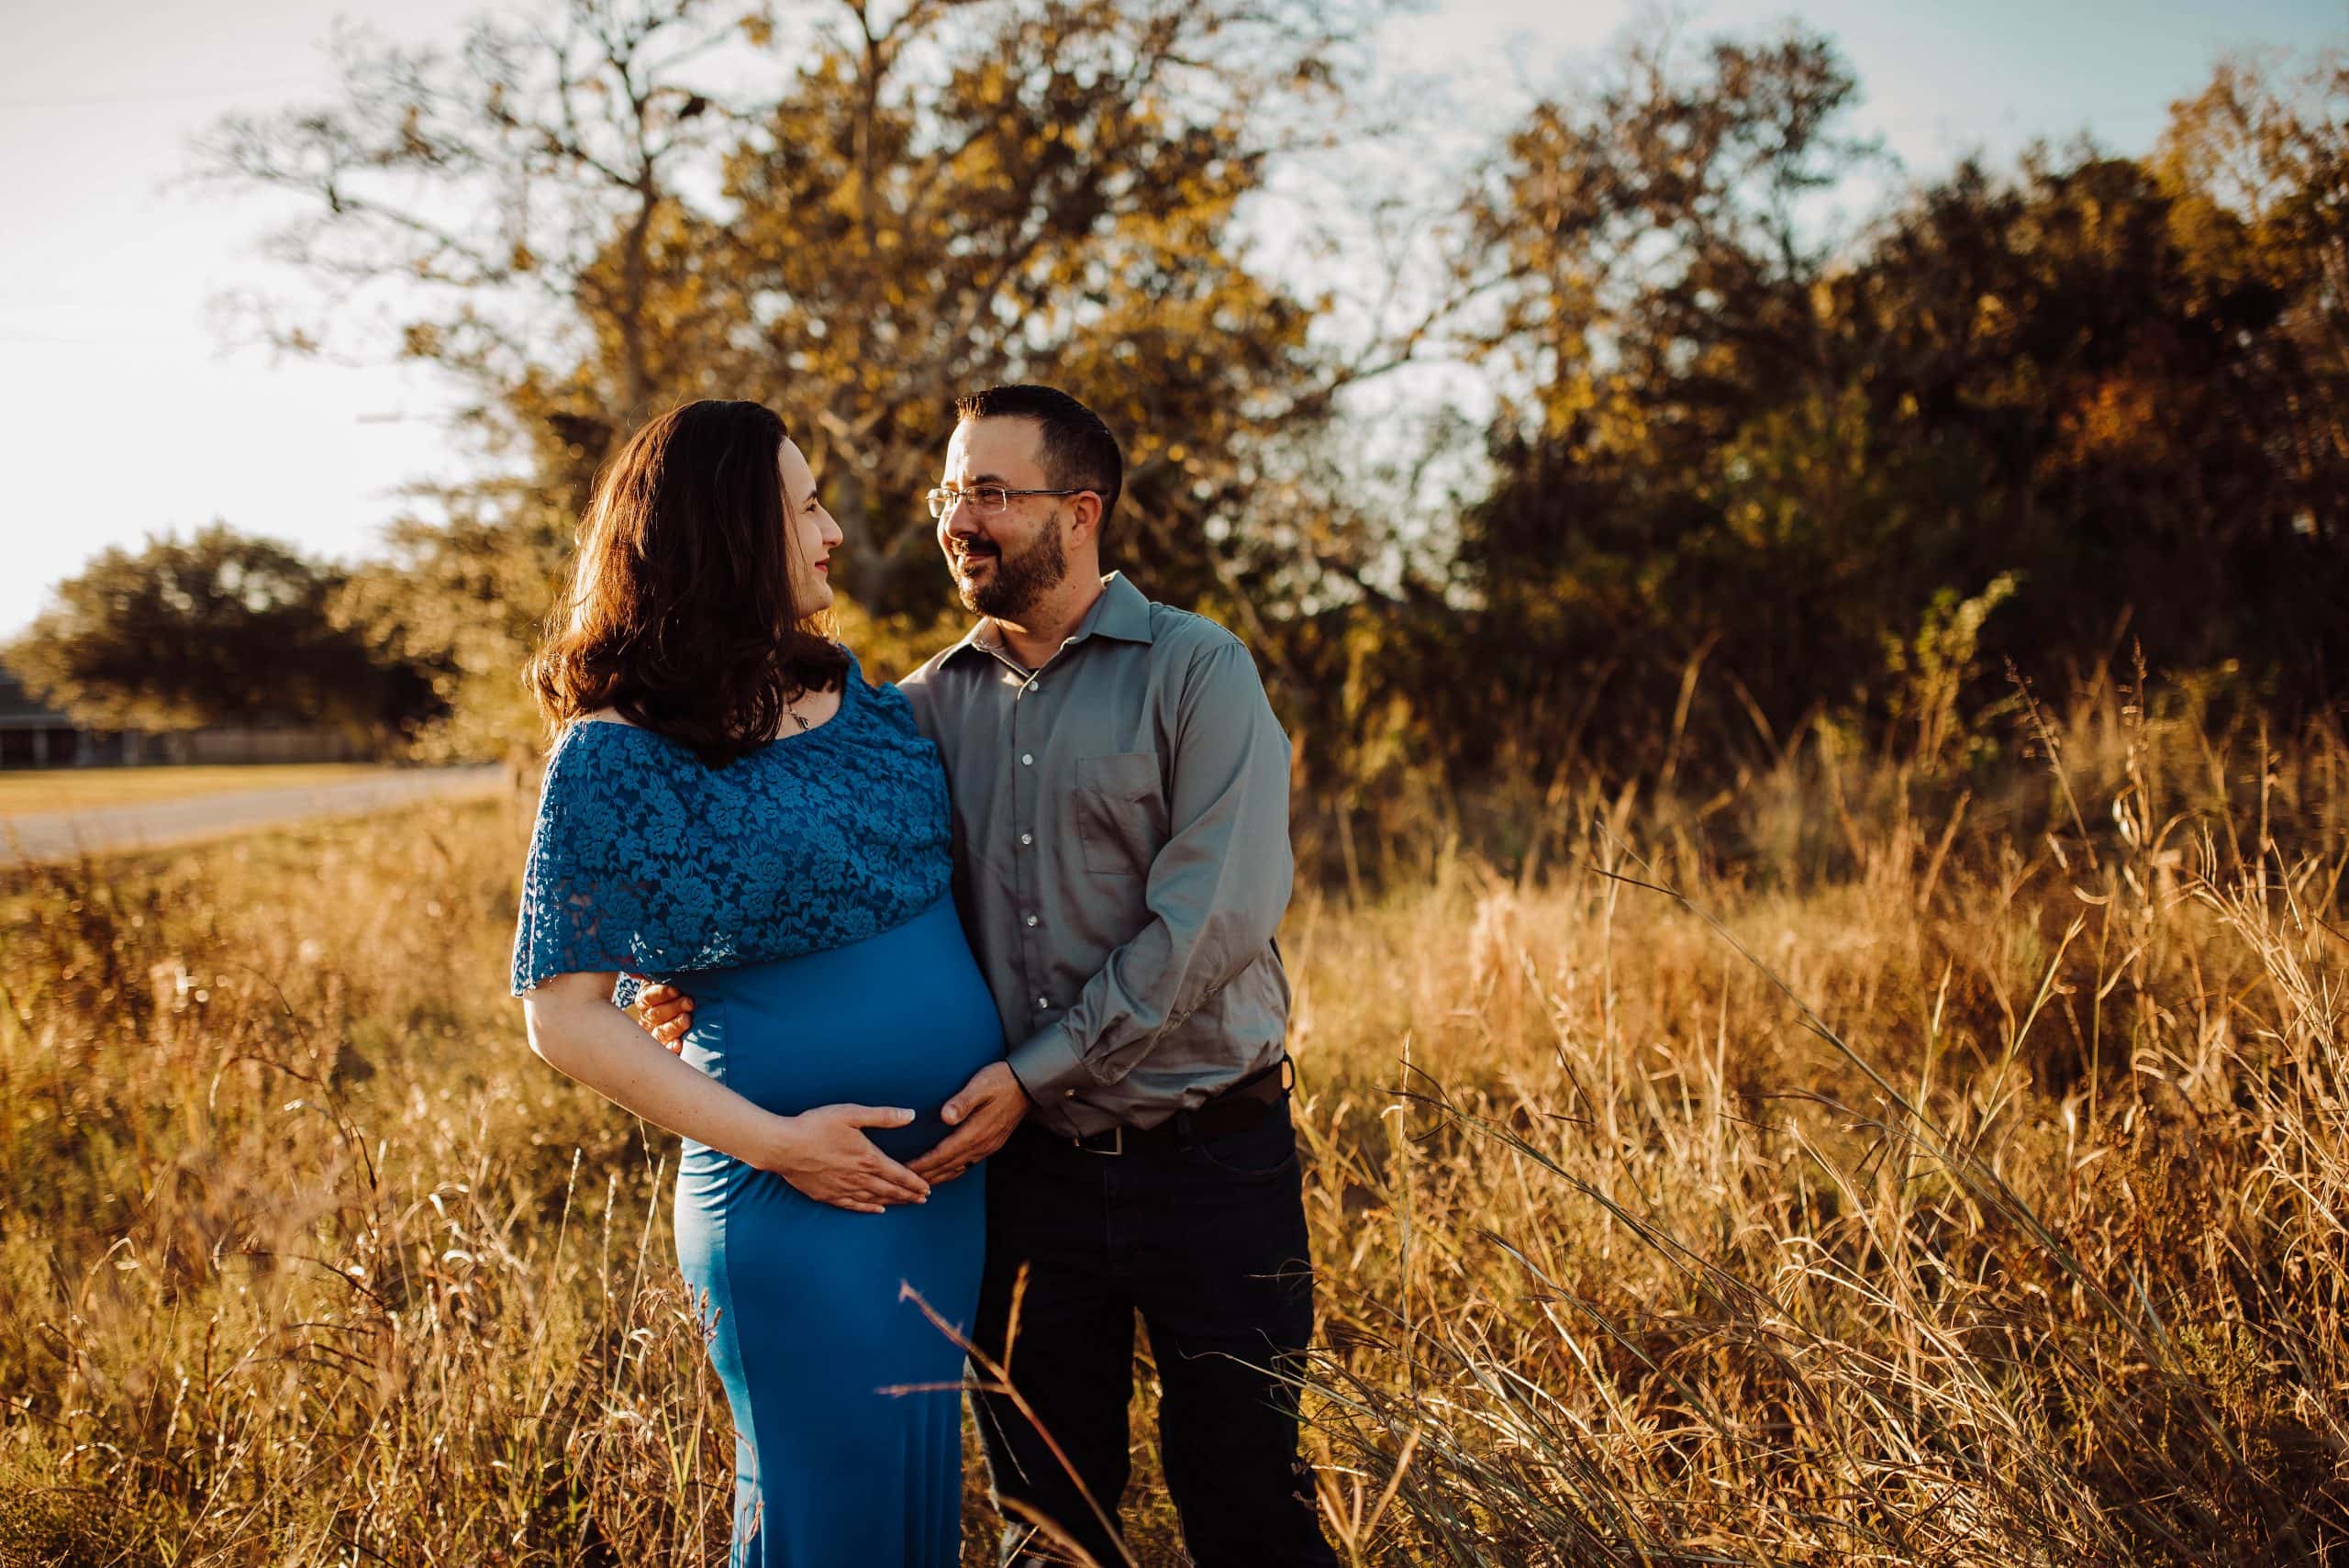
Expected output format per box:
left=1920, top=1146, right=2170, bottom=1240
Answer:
left=640, top=384, right=1336, bottom=1566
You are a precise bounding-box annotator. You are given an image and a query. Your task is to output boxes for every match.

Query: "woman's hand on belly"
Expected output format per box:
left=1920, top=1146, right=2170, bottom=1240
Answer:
left=766, top=1104, right=934, bottom=1214
left=525, top=974, right=926, bottom=1214
left=523, top=974, right=925, bottom=1215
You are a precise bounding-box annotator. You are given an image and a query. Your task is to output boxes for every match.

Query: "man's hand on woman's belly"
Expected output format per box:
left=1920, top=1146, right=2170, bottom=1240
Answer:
left=908, top=1061, right=1030, bottom=1185
left=633, top=977, right=696, bottom=1047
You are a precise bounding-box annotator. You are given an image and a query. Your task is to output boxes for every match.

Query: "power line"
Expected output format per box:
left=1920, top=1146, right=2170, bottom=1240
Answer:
left=0, top=78, right=318, bottom=112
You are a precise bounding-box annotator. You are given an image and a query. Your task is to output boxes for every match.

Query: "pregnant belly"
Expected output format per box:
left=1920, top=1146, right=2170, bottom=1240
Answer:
left=672, top=897, right=1007, bottom=1164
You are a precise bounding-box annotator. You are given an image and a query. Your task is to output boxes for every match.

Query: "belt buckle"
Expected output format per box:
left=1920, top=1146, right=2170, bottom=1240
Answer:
left=1074, top=1125, right=1124, bottom=1156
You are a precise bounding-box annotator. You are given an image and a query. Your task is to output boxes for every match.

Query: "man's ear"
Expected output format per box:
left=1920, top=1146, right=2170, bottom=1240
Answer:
left=1068, top=490, right=1106, bottom=548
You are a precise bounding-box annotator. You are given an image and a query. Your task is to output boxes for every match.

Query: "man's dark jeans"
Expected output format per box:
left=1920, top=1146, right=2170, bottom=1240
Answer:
left=973, top=1096, right=1339, bottom=1567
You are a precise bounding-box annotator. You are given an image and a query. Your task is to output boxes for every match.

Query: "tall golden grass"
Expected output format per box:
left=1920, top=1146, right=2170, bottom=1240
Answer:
left=1, top=684, right=2343, bottom=1564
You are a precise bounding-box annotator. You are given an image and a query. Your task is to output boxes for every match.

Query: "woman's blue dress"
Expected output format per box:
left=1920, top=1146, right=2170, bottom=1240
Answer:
left=510, top=657, right=1003, bottom=1566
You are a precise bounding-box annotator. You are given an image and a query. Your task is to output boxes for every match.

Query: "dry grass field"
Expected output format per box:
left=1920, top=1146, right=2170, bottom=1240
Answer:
left=1, top=688, right=2343, bottom=1565
left=0, top=765, right=392, bottom=817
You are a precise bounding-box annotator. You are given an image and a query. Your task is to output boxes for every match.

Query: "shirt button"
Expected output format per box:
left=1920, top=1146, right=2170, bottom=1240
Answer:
left=1019, top=832, right=1034, bottom=846
left=1025, top=915, right=1040, bottom=928
left=1020, top=753, right=1034, bottom=766
left=1063, top=1088, right=1076, bottom=1097
left=1036, top=997, right=1049, bottom=1009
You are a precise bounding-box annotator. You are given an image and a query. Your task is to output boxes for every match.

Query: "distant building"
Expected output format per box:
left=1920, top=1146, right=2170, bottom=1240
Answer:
left=0, top=664, right=106, bottom=767
left=0, top=663, right=366, bottom=770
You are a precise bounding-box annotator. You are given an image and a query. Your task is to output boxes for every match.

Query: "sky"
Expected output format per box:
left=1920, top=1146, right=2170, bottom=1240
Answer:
left=3, top=0, right=2343, bottom=639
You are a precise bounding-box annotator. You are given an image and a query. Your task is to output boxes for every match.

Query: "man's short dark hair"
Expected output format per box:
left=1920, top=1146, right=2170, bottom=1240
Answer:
left=954, top=384, right=1124, bottom=532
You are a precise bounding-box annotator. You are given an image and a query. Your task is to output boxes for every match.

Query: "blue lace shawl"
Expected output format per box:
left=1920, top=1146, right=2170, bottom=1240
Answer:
left=509, top=654, right=954, bottom=996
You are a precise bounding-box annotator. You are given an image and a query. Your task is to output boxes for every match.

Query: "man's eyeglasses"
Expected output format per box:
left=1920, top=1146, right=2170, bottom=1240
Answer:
left=925, top=485, right=1095, bottom=520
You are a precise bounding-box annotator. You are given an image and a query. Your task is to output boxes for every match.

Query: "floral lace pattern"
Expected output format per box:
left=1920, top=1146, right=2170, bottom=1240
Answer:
left=510, top=654, right=954, bottom=997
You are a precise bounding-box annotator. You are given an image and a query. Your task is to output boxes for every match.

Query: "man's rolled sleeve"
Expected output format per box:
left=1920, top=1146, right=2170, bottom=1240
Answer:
left=1007, top=1018, right=1097, bottom=1104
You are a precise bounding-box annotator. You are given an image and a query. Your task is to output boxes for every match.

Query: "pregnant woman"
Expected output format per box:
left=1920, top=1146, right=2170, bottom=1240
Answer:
left=509, top=399, right=1004, bottom=1565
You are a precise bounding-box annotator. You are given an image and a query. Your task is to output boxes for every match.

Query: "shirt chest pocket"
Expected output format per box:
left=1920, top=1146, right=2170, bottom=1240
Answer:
left=1074, top=751, right=1167, bottom=877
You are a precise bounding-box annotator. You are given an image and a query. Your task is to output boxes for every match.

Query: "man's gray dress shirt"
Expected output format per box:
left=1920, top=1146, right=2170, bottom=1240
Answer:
left=896, top=573, right=1295, bottom=1138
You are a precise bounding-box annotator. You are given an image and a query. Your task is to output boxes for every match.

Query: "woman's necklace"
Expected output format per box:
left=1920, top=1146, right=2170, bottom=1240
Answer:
left=783, top=687, right=812, bottom=733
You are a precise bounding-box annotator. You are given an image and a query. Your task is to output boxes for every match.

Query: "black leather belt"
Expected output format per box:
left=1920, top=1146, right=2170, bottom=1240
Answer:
left=1035, top=1055, right=1294, bottom=1157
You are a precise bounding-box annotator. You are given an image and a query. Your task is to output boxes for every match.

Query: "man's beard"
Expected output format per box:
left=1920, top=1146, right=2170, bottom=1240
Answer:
left=957, top=525, right=1069, bottom=619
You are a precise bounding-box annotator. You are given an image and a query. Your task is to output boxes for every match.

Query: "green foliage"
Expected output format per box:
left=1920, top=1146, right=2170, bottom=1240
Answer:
left=1437, top=25, right=2349, bottom=797
left=11, top=524, right=440, bottom=739
left=332, top=496, right=573, bottom=762
left=1882, top=572, right=2021, bottom=771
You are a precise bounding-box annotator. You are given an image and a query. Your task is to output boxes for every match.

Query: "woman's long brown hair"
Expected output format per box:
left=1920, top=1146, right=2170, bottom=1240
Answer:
left=527, top=400, right=848, bottom=765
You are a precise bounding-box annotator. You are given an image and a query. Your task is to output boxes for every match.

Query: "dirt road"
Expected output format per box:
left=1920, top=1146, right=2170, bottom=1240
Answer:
left=0, top=766, right=509, bottom=867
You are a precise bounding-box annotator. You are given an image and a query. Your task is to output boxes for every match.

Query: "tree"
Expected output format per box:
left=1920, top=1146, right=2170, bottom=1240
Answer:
left=1820, top=118, right=2349, bottom=720
left=2157, top=53, right=2349, bottom=555
left=197, top=0, right=1398, bottom=756
left=196, top=0, right=738, bottom=432
left=12, top=525, right=440, bottom=738
left=195, top=0, right=1392, bottom=606
left=1426, top=22, right=1885, bottom=781
left=1426, top=28, right=2349, bottom=793
left=695, top=0, right=1375, bottom=613
left=328, top=495, right=571, bottom=762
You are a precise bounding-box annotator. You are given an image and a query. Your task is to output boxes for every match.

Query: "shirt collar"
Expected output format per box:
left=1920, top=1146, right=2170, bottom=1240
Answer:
left=1073, top=572, right=1155, bottom=648
left=940, top=572, right=1154, bottom=666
